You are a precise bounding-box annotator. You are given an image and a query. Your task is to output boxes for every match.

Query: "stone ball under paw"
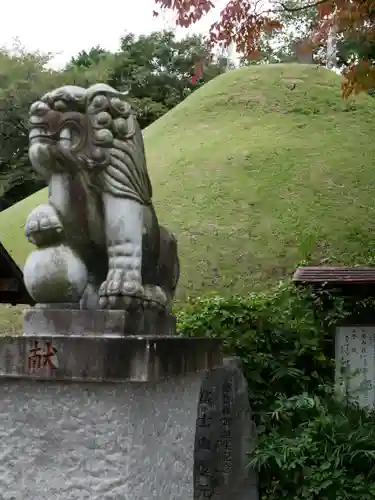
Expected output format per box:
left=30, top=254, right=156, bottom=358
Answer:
left=23, top=244, right=88, bottom=304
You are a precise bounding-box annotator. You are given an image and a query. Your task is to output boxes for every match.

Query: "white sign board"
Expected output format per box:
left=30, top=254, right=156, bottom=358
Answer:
left=335, top=326, right=375, bottom=408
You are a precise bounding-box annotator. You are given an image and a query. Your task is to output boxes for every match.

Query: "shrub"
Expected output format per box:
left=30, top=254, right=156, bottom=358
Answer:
left=252, top=391, right=375, bottom=500
left=177, top=282, right=340, bottom=419
left=176, top=281, right=375, bottom=499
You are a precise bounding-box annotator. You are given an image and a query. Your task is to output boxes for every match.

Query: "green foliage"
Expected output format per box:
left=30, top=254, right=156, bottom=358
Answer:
left=252, top=392, right=375, bottom=499
left=0, top=45, right=113, bottom=211
left=337, top=32, right=375, bottom=73
left=335, top=3, right=375, bottom=72
left=240, top=0, right=323, bottom=66
left=70, top=45, right=109, bottom=69
left=177, top=281, right=375, bottom=499
left=69, top=31, right=226, bottom=129
left=0, top=31, right=224, bottom=211
left=177, top=282, right=338, bottom=416
left=251, top=0, right=375, bottom=75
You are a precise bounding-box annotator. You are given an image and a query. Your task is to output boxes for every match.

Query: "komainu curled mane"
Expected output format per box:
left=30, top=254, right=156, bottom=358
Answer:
left=23, top=83, right=180, bottom=311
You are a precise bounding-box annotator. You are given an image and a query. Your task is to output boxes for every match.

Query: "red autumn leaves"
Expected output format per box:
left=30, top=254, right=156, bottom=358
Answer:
left=191, top=60, right=204, bottom=84
left=154, top=0, right=215, bottom=27
left=154, top=0, right=375, bottom=94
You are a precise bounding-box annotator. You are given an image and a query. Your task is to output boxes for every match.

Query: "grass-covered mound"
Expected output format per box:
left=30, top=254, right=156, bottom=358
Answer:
left=1, top=63, right=375, bottom=330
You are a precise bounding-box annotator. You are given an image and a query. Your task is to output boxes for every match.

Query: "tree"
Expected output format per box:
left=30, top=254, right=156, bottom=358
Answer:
left=0, top=45, right=114, bottom=210
left=69, top=45, right=109, bottom=69
left=69, top=31, right=227, bottom=128
left=153, top=0, right=375, bottom=96
left=239, top=0, right=322, bottom=65
left=0, top=32, right=224, bottom=210
left=337, top=26, right=375, bottom=69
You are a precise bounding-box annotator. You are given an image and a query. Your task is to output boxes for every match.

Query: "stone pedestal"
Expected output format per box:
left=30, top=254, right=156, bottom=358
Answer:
left=23, top=307, right=177, bottom=336
left=0, top=308, right=258, bottom=499
left=335, top=326, right=375, bottom=408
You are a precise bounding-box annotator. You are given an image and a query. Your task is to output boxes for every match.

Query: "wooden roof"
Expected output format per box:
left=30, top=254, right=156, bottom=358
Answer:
left=293, top=266, right=375, bottom=286
left=0, top=242, right=34, bottom=305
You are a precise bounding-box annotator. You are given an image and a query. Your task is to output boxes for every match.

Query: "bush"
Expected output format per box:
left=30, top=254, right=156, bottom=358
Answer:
left=177, top=282, right=339, bottom=418
left=252, top=391, right=375, bottom=500
left=176, top=281, right=375, bottom=499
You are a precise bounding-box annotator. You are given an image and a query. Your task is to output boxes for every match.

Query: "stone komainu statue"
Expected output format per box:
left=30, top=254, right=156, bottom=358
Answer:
left=23, top=84, right=180, bottom=311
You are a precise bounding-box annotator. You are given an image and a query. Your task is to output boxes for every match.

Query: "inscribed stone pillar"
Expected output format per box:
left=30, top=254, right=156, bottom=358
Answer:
left=0, top=310, right=259, bottom=499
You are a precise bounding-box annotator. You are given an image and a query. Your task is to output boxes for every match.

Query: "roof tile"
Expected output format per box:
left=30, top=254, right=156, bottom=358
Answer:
left=292, top=266, right=375, bottom=285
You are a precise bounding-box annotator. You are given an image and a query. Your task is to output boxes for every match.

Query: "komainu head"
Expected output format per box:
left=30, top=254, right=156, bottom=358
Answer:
left=28, top=83, right=153, bottom=203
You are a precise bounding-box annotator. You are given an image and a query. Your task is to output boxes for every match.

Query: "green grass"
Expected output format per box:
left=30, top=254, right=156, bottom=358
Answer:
left=1, top=63, right=375, bottom=331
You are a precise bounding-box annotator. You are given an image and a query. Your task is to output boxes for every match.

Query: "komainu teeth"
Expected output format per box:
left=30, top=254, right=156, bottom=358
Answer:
left=59, top=127, right=71, bottom=147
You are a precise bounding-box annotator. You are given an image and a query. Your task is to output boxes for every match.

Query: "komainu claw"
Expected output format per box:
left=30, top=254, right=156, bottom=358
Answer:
left=99, top=269, right=145, bottom=310
left=144, top=285, right=168, bottom=307
left=25, top=204, right=64, bottom=246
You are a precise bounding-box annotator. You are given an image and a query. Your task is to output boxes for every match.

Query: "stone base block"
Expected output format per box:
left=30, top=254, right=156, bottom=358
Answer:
left=0, top=335, right=221, bottom=382
left=23, top=307, right=176, bottom=336
left=0, top=357, right=258, bottom=500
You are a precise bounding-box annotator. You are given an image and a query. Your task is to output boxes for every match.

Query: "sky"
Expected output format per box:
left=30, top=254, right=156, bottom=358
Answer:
left=0, top=0, right=230, bottom=69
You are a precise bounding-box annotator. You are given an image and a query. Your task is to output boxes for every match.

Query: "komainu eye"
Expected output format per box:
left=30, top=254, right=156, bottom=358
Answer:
left=29, top=101, right=50, bottom=116
left=54, top=100, right=68, bottom=111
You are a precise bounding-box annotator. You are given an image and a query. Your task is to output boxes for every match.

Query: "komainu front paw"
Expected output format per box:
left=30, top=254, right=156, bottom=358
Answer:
left=25, top=204, right=64, bottom=246
left=99, top=269, right=145, bottom=309
left=144, top=285, right=168, bottom=308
